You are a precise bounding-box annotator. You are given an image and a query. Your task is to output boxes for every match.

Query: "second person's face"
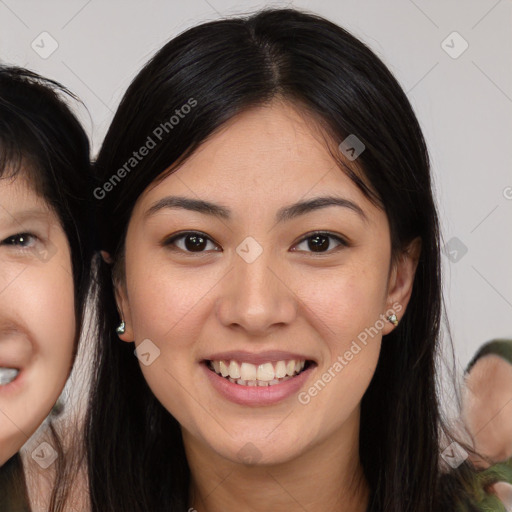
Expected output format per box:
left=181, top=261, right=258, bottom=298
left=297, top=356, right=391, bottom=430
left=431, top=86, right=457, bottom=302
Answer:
left=0, top=173, right=75, bottom=465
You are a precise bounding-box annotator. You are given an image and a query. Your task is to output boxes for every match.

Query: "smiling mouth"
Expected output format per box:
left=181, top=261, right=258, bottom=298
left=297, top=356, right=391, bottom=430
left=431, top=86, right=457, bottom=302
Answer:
left=0, top=368, right=19, bottom=386
left=206, top=359, right=314, bottom=387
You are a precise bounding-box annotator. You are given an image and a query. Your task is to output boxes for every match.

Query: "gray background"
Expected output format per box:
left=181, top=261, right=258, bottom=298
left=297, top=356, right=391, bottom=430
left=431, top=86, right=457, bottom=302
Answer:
left=1, top=0, right=511, bottom=378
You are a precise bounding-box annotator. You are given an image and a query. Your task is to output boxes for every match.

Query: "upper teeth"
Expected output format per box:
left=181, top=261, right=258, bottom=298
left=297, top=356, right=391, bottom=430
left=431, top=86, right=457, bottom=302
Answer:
left=0, top=367, right=19, bottom=385
left=210, top=359, right=306, bottom=382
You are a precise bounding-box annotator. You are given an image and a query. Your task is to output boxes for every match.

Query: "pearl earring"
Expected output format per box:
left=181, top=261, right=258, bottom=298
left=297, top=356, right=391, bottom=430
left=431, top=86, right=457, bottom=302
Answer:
left=116, top=321, right=126, bottom=335
left=387, top=314, right=398, bottom=327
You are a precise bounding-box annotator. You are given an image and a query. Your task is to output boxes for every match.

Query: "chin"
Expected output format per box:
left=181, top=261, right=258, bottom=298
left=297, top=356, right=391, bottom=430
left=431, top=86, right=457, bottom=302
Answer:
left=206, top=433, right=306, bottom=467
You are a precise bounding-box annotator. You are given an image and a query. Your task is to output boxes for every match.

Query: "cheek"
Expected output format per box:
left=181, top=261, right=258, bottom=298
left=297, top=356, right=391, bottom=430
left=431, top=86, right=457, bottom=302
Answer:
left=299, top=263, right=389, bottom=346
left=126, top=256, right=216, bottom=408
left=22, top=261, right=76, bottom=383
left=127, top=252, right=224, bottom=346
left=0, top=256, right=75, bottom=460
left=293, top=265, right=386, bottom=422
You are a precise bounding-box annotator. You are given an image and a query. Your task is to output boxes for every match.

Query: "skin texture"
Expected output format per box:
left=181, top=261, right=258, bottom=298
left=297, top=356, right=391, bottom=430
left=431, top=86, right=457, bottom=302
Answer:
left=115, top=100, right=420, bottom=512
left=0, top=173, right=75, bottom=466
left=463, top=354, right=512, bottom=463
left=463, top=354, right=512, bottom=509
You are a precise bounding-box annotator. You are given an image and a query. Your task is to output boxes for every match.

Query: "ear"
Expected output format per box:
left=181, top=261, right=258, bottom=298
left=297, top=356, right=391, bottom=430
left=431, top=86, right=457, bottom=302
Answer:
left=101, top=250, right=114, bottom=264
left=381, top=237, right=421, bottom=336
left=114, top=276, right=135, bottom=343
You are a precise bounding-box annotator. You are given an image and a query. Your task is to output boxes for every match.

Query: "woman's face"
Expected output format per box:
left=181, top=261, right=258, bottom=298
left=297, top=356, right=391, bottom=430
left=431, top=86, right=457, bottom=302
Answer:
left=0, top=173, right=75, bottom=465
left=117, top=101, right=419, bottom=465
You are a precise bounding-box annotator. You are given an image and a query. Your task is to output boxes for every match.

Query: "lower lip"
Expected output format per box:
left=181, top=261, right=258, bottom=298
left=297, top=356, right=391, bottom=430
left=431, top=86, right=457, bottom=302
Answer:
left=0, top=369, right=25, bottom=397
left=202, top=362, right=315, bottom=406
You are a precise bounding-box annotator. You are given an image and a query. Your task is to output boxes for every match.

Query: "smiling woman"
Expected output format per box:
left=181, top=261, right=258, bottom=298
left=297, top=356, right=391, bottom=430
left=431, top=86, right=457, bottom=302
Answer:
left=86, top=7, right=510, bottom=512
left=0, top=66, right=93, bottom=511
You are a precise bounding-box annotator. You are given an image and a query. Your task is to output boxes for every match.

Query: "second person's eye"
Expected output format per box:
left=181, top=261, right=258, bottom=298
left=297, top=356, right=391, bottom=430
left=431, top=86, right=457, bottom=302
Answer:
left=1, top=232, right=38, bottom=249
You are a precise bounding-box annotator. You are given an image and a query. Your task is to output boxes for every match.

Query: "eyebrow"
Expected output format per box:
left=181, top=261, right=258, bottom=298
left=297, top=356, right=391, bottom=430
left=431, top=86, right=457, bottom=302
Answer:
left=145, top=195, right=368, bottom=224
left=145, top=196, right=368, bottom=223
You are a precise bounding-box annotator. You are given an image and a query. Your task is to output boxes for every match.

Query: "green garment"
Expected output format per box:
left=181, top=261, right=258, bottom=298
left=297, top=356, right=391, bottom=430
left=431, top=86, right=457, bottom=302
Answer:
left=0, top=454, right=30, bottom=512
left=463, top=339, right=512, bottom=511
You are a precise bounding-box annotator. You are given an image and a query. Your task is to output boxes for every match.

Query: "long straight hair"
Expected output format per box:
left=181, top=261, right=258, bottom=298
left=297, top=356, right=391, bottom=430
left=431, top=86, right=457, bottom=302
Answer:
left=87, top=8, right=485, bottom=511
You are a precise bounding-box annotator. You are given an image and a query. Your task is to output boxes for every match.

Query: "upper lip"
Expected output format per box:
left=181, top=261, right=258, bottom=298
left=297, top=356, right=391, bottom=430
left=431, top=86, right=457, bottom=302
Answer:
left=203, top=350, right=316, bottom=365
left=0, top=359, right=23, bottom=370
left=0, top=328, right=32, bottom=368
left=0, top=350, right=30, bottom=370
left=0, top=352, right=28, bottom=370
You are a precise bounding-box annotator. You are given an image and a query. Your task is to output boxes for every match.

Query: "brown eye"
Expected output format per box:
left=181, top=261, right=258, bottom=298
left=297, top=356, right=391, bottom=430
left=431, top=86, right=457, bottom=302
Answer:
left=293, top=232, right=347, bottom=254
left=183, top=233, right=207, bottom=251
left=307, top=234, right=330, bottom=252
left=164, top=231, right=220, bottom=253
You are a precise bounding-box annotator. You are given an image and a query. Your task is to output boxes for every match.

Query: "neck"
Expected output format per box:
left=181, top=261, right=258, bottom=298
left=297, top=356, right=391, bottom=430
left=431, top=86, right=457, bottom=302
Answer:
left=185, top=410, right=370, bottom=512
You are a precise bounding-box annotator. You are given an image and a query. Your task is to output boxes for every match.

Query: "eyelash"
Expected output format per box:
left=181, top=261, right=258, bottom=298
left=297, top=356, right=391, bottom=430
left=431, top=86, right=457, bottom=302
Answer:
left=1, top=232, right=39, bottom=249
left=163, top=230, right=349, bottom=255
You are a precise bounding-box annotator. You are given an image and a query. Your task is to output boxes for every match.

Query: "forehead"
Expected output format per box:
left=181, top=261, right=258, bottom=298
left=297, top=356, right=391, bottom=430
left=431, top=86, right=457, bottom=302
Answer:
left=139, top=102, right=379, bottom=218
left=178, top=103, right=342, bottom=183
left=0, top=172, right=51, bottom=217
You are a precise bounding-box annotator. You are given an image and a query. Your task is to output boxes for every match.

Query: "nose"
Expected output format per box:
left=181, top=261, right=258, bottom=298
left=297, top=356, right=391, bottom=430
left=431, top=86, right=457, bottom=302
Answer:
left=215, top=248, right=297, bottom=336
